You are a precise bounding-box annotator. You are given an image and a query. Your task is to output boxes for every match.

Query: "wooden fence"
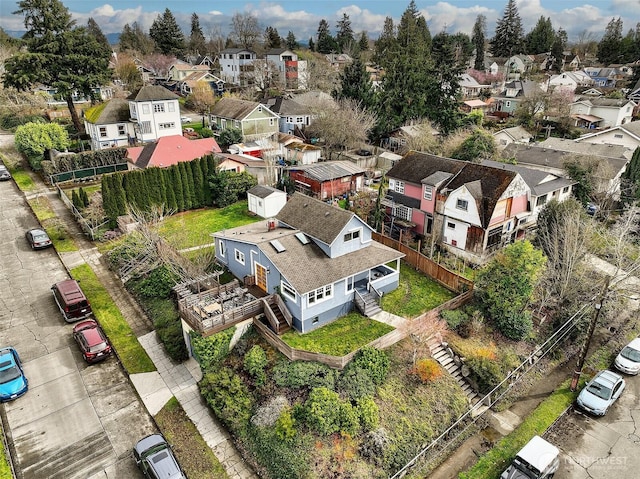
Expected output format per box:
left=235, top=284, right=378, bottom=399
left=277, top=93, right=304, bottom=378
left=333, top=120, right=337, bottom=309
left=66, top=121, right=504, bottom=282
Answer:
left=373, top=232, right=474, bottom=293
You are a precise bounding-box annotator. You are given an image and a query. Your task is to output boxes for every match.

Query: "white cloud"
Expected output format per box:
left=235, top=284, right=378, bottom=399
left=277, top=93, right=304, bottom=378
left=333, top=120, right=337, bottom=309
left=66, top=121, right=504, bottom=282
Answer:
left=208, top=10, right=223, bottom=16
left=420, top=2, right=497, bottom=36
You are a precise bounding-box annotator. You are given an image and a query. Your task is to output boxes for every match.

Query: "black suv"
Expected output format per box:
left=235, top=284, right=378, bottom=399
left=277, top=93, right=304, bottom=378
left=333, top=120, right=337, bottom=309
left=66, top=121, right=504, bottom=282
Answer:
left=133, top=434, right=186, bottom=479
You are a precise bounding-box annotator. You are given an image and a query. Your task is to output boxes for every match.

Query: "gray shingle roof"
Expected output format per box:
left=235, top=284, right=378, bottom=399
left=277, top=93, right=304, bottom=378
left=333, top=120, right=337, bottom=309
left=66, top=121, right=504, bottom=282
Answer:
left=538, top=138, right=631, bottom=159
left=210, top=98, right=264, bottom=120
left=287, top=161, right=365, bottom=182
left=127, top=85, right=179, bottom=101
left=247, top=185, right=283, bottom=199
left=386, top=151, right=465, bottom=184
left=261, top=97, right=310, bottom=116
left=480, top=159, right=575, bottom=196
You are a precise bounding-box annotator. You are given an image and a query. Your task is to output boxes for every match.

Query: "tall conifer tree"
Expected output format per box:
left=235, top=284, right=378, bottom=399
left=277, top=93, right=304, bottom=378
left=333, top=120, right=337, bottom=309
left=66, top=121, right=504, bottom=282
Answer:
left=491, top=0, right=525, bottom=57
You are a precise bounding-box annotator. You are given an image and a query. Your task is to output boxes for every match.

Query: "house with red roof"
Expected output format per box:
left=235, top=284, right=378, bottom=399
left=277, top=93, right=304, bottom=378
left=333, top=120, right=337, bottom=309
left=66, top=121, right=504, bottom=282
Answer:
left=127, top=135, right=221, bottom=169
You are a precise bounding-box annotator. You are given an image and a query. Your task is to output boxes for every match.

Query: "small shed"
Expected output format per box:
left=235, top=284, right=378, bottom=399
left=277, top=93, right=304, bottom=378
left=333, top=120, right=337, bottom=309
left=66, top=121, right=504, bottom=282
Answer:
left=247, top=185, right=287, bottom=218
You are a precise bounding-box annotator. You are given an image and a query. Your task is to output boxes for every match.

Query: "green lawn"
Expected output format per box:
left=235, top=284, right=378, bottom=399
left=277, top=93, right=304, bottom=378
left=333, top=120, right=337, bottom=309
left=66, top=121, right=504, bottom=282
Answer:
left=1, top=152, right=37, bottom=192
left=0, top=429, right=11, bottom=479
left=381, top=262, right=456, bottom=318
left=281, top=312, right=394, bottom=356
left=158, top=202, right=259, bottom=250
left=70, top=264, right=155, bottom=374
left=27, top=196, right=78, bottom=252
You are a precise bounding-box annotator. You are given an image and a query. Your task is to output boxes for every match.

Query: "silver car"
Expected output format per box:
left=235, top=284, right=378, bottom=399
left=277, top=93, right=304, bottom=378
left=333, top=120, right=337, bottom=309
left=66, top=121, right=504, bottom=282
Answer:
left=0, top=164, right=11, bottom=181
left=614, top=337, right=640, bottom=375
left=576, top=369, right=625, bottom=416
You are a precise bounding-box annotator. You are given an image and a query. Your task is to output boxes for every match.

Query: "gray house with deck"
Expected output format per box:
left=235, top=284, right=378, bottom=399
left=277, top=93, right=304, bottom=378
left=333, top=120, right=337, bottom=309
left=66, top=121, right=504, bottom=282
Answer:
left=213, top=193, right=404, bottom=333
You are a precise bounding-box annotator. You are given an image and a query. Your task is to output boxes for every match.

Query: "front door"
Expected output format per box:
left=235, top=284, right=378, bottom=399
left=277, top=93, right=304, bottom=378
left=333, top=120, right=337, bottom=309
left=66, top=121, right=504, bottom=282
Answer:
left=255, top=263, right=268, bottom=292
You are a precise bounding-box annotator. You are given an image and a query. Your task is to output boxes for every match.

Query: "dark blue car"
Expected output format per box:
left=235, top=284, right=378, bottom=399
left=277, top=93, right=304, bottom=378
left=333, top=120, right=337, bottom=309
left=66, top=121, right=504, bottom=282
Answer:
left=0, top=347, right=29, bottom=402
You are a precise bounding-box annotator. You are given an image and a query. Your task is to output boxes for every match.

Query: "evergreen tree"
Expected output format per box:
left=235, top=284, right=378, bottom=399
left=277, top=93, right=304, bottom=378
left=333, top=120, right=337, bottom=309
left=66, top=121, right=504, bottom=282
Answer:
left=373, top=16, right=396, bottom=68
left=308, top=37, right=315, bottom=52
left=4, top=0, right=111, bottom=135
left=179, top=162, right=194, bottom=209
left=398, top=1, right=431, bottom=51
left=622, top=147, right=640, bottom=202
left=285, top=31, right=298, bottom=50
left=358, top=32, right=369, bottom=52
left=87, top=17, right=111, bottom=55
left=316, top=19, right=337, bottom=54
left=112, top=174, right=128, bottom=219
left=597, top=17, right=624, bottom=65
left=191, top=159, right=205, bottom=207
left=264, top=26, right=281, bottom=49
left=72, top=189, right=81, bottom=209
left=200, top=156, right=212, bottom=205
left=549, top=28, right=567, bottom=72
left=332, top=56, right=376, bottom=109
left=491, top=0, right=525, bottom=57
left=79, top=187, right=89, bottom=207
left=163, top=169, right=177, bottom=212
left=119, top=21, right=154, bottom=55
left=188, top=13, right=206, bottom=55
left=336, top=13, right=355, bottom=53
left=525, top=16, right=555, bottom=54
left=429, top=32, right=464, bottom=133
left=472, top=14, right=486, bottom=71
left=101, top=176, right=115, bottom=225
left=149, top=8, right=185, bottom=57
left=171, top=165, right=185, bottom=211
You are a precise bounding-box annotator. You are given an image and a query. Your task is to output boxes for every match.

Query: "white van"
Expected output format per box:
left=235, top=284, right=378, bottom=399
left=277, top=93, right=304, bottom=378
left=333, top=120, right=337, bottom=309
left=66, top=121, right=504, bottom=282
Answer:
left=500, top=435, right=560, bottom=479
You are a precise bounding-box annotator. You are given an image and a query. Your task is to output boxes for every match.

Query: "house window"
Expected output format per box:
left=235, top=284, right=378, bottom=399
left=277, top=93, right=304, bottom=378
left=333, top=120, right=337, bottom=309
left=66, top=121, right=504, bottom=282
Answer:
left=269, top=118, right=275, bottom=126
left=117, top=124, right=125, bottom=136
left=168, top=103, right=175, bottom=112
left=393, top=180, right=405, bottom=194
left=447, top=222, right=456, bottom=229
left=562, top=186, right=570, bottom=193
left=258, top=200, right=262, bottom=207
left=487, top=227, right=502, bottom=247
left=505, top=101, right=511, bottom=107
left=296, top=117, right=304, bottom=123
left=393, top=205, right=412, bottom=221
left=424, top=186, right=433, bottom=201
left=456, top=198, right=468, bottom=211
left=345, top=276, right=355, bottom=293
left=142, top=104, right=150, bottom=114
left=287, top=117, right=293, bottom=122
left=140, top=121, right=152, bottom=134
left=258, top=106, right=263, bottom=112
left=218, top=240, right=225, bottom=257
left=281, top=282, right=296, bottom=300
left=536, top=195, right=547, bottom=207
left=344, top=229, right=361, bottom=242
left=99, top=127, right=107, bottom=138
left=614, top=134, right=623, bottom=138
left=308, top=284, right=332, bottom=305
left=159, top=122, right=175, bottom=129
left=153, top=103, right=165, bottom=113
left=234, top=120, right=240, bottom=127
left=234, top=249, right=245, bottom=265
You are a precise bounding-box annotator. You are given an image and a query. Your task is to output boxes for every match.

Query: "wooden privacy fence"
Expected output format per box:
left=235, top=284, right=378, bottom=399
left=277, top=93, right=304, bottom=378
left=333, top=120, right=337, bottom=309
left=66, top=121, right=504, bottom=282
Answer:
left=373, top=232, right=474, bottom=293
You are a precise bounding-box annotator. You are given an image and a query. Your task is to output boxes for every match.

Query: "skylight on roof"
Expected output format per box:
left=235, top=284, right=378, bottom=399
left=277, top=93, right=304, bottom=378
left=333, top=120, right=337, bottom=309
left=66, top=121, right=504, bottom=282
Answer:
left=270, top=239, right=286, bottom=253
left=295, top=232, right=310, bottom=245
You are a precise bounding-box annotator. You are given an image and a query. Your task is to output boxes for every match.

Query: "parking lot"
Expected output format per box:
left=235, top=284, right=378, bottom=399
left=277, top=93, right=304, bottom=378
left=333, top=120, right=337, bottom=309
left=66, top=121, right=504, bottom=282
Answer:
left=0, top=170, right=154, bottom=478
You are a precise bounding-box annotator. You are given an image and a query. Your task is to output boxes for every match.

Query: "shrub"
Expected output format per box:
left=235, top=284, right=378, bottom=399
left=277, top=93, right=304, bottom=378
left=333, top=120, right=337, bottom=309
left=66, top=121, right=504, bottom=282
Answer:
left=275, top=406, right=297, bottom=442
left=153, top=303, right=188, bottom=361
left=440, top=309, right=469, bottom=331
left=244, top=424, right=312, bottom=479
left=339, top=401, right=360, bottom=436
left=244, top=345, right=268, bottom=385
left=356, top=396, right=379, bottom=432
left=252, top=396, right=289, bottom=428
left=412, top=358, right=443, bottom=383
left=272, top=360, right=338, bottom=390
left=466, top=356, right=505, bottom=395
left=15, top=122, right=70, bottom=169
left=338, top=365, right=376, bottom=400
left=200, top=127, right=214, bottom=138
left=199, top=367, right=253, bottom=432
left=303, top=387, right=343, bottom=435
left=351, top=346, right=389, bottom=385
left=359, top=428, right=391, bottom=465
left=190, top=328, right=234, bottom=371
left=131, top=266, right=179, bottom=298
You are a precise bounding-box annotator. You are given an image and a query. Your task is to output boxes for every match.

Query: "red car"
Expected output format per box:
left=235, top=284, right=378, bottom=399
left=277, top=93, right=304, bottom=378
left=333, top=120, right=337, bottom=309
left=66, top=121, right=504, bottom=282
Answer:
left=72, top=320, right=112, bottom=363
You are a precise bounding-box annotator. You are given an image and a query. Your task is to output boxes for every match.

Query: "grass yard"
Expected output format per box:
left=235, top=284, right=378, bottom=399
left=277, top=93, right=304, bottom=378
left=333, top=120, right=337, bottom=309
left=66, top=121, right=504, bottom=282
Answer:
left=158, top=202, right=259, bottom=250
left=0, top=152, right=37, bottom=192
left=27, top=196, right=78, bottom=252
left=155, top=397, right=228, bottom=479
left=381, top=262, right=456, bottom=318
left=0, top=429, right=11, bottom=479
left=70, top=264, right=155, bottom=374
left=63, top=184, right=101, bottom=199
left=281, top=312, right=394, bottom=356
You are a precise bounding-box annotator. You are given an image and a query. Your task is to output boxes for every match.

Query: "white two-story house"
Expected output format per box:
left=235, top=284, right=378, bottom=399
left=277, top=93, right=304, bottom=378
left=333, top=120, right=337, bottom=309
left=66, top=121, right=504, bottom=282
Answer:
left=84, top=98, right=136, bottom=150
left=127, top=85, right=182, bottom=144
left=218, top=48, right=257, bottom=86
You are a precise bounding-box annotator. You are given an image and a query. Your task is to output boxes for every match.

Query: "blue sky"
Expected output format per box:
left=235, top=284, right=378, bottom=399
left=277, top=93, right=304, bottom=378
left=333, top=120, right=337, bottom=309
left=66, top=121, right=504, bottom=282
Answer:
left=1, top=1, right=639, bottom=41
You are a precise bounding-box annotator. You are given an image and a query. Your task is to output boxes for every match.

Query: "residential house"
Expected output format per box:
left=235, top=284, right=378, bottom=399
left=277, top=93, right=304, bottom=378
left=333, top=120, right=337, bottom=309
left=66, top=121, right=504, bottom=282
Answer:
left=548, top=71, right=594, bottom=93
left=462, top=99, right=488, bottom=113
left=459, top=73, right=490, bottom=98
left=84, top=98, right=136, bottom=151
left=563, top=54, right=581, bottom=71
left=247, top=185, right=287, bottom=218
left=178, top=71, right=224, bottom=96
left=216, top=153, right=274, bottom=185
left=209, top=98, right=279, bottom=142
left=385, top=151, right=530, bottom=264
left=325, top=53, right=353, bottom=69
left=570, top=98, right=636, bottom=128
left=265, top=49, right=307, bottom=90
left=260, top=97, right=313, bottom=135
left=493, top=126, right=534, bottom=149
left=167, top=60, right=210, bottom=82
left=502, top=142, right=629, bottom=200
left=629, top=79, right=640, bottom=103
left=584, top=67, right=617, bottom=88
left=217, top=48, right=257, bottom=86
left=573, top=121, right=640, bottom=151
left=184, top=55, right=215, bottom=69
left=128, top=85, right=182, bottom=144
left=277, top=134, right=322, bottom=165
left=287, top=161, right=365, bottom=199
left=126, top=135, right=221, bottom=169
left=213, top=192, right=404, bottom=332
left=492, top=79, right=545, bottom=115
left=506, top=55, right=535, bottom=79
left=480, top=159, right=575, bottom=225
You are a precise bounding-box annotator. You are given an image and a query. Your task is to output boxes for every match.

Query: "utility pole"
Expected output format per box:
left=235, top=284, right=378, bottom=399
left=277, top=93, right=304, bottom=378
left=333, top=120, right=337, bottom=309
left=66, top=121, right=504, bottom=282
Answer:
left=570, top=276, right=611, bottom=391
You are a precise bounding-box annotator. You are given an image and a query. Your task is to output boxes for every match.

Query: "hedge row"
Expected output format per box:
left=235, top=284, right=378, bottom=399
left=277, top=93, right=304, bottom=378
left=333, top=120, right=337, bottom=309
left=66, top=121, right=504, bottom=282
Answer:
left=42, top=147, right=128, bottom=176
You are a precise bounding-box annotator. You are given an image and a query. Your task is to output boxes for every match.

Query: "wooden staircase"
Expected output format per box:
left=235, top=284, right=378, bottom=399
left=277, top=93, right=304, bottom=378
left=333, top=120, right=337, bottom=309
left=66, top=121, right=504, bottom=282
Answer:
left=428, top=338, right=488, bottom=416
left=263, top=295, right=291, bottom=335
left=355, top=290, right=382, bottom=317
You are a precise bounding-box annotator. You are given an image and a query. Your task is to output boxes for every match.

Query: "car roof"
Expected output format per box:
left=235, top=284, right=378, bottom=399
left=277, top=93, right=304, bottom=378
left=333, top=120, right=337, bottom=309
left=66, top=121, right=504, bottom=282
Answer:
left=28, top=228, right=47, bottom=235
left=0, top=348, right=17, bottom=371
left=54, top=279, right=85, bottom=300
left=516, top=435, right=559, bottom=472
left=624, top=338, right=640, bottom=351
left=594, top=369, right=622, bottom=386
left=79, top=325, right=104, bottom=346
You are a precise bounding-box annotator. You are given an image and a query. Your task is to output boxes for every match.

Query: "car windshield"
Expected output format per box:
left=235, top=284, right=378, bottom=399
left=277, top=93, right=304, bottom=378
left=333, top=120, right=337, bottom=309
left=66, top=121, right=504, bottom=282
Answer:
left=620, top=346, right=640, bottom=362
left=586, top=382, right=612, bottom=400
left=0, top=363, right=21, bottom=384
left=89, top=342, right=108, bottom=353
left=33, top=233, right=48, bottom=241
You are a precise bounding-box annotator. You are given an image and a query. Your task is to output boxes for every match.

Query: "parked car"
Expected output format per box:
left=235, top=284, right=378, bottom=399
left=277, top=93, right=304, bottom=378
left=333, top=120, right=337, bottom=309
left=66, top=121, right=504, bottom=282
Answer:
left=0, top=347, right=29, bottom=402
left=51, top=279, right=93, bottom=322
left=73, top=319, right=112, bottom=363
left=500, top=435, right=559, bottom=479
left=25, top=228, right=53, bottom=249
left=576, top=369, right=625, bottom=416
left=180, top=116, right=192, bottom=123
left=133, top=434, right=186, bottom=479
left=0, top=164, right=11, bottom=181
left=614, top=337, right=640, bottom=375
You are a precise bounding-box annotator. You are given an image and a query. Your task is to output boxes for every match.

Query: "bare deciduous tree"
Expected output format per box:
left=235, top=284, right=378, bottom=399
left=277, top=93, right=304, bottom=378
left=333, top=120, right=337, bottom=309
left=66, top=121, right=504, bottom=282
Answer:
left=245, top=59, right=282, bottom=98
left=230, top=12, right=261, bottom=49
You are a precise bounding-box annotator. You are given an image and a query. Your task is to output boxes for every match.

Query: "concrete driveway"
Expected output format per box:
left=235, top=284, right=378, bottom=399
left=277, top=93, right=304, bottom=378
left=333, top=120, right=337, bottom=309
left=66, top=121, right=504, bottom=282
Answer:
left=0, top=167, right=154, bottom=478
left=546, top=368, right=640, bottom=479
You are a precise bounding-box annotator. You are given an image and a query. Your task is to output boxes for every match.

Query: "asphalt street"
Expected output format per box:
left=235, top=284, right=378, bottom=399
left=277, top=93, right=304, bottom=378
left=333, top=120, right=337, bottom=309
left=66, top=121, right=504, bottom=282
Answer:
left=0, top=148, right=154, bottom=478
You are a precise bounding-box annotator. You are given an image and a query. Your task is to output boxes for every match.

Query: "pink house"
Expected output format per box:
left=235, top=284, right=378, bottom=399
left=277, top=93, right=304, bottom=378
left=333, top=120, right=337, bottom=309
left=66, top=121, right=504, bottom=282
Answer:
left=126, top=135, right=221, bottom=169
